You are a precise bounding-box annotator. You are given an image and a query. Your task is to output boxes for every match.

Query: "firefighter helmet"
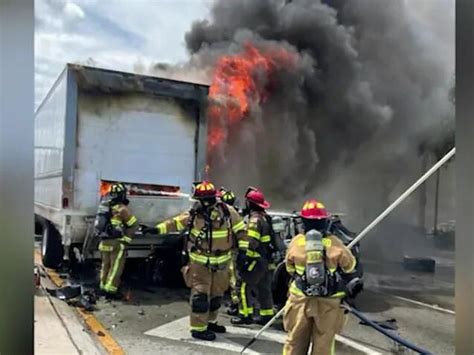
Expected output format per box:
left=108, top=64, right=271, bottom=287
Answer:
left=245, top=187, right=271, bottom=209
left=192, top=181, right=217, bottom=199
left=110, top=182, right=126, bottom=194
left=300, top=199, right=330, bottom=219
left=220, top=187, right=236, bottom=205
left=109, top=182, right=127, bottom=203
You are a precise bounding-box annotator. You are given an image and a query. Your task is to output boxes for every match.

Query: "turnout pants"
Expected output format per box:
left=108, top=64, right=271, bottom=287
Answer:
left=238, top=258, right=274, bottom=318
left=283, top=293, right=345, bottom=355
left=98, top=239, right=127, bottom=294
left=183, top=261, right=230, bottom=332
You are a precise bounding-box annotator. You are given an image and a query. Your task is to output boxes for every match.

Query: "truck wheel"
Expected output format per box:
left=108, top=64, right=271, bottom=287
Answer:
left=272, top=262, right=291, bottom=307
left=41, top=222, right=64, bottom=269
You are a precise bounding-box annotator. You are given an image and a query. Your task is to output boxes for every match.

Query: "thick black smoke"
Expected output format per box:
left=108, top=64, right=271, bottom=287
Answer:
left=181, top=0, right=454, bottom=221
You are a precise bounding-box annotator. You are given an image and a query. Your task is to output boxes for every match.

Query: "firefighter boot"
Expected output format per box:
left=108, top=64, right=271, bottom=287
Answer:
left=254, top=315, right=273, bottom=326
left=226, top=302, right=239, bottom=316
left=191, top=329, right=216, bottom=341
left=208, top=322, right=226, bottom=333
left=231, top=315, right=253, bottom=325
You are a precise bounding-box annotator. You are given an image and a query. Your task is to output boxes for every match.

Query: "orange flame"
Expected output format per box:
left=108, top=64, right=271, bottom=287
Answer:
left=207, top=42, right=296, bottom=153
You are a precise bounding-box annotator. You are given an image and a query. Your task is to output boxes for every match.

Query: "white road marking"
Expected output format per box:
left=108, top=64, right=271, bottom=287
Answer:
left=389, top=294, right=455, bottom=315
left=144, top=316, right=381, bottom=354
left=335, top=335, right=382, bottom=355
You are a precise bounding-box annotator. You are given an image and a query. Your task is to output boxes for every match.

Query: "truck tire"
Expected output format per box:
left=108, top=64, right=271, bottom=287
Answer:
left=272, top=261, right=291, bottom=307
left=41, top=222, right=64, bottom=269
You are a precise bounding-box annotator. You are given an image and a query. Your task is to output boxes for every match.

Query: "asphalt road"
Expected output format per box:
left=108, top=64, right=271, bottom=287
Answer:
left=90, top=279, right=454, bottom=354
left=39, top=239, right=455, bottom=354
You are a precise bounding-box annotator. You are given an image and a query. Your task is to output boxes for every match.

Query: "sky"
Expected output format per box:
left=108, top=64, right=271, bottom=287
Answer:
left=35, top=0, right=212, bottom=108
left=35, top=0, right=454, bottom=109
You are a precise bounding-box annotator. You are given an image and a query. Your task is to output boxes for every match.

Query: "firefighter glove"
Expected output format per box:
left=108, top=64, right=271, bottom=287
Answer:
left=236, top=250, right=250, bottom=272
left=346, top=276, right=364, bottom=298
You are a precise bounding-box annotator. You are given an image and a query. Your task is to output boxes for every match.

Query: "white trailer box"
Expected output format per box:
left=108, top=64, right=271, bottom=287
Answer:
left=35, top=64, right=208, bottom=267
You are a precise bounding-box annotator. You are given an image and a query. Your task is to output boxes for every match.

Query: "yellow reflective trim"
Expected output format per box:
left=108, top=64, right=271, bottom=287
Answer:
left=104, top=284, right=118, bottom=292
left=174, top=218, right=185, bottom=230
left=239, top=283, right=255, bottom=318
left=120, top=236, right=132, bottom=243
left=248, top=260, right=257, bottom=271
left=261, top=235, right=271, bottom=243
left=189, top=252, right=231, bottom=265
left=307, top=251, right=322, bottom=263
left=126, top=216, right=137, bottom=227
left=295, top=264, right=305, bottom=275
left=190, top=325, right=207, bottom=332
left=239, top=308, right=254, bottom=316
left=259, top=309, right=274, bottom=316
left=322, top=238, right=332, bottom=247
left=343, top=259, right=357, bottom=274
left=246, top=249, right=261, bottom=258
left=232, top=220, right=246, bottom=232
left=98, top=243, right=114, bottom=252
left=156, top=223, right=167, bottom=234
left=330, top=291, right=346, bottom=298
left=105, top=243, right=125, bottom=290
left=212, top=230, right=229, bottom=239
left=110, top=219, right=122, bottom=226
left=189, top=253, right=208, bottom=263
left=296, top=237, right=306, bottom=247
left=328, top=267, right=337, bottom=273
left=289, top=281, right=305, bottom=296
left=248, top=229, right=261, bottom=239
left=238, top=240, right=250, bottom=248
left=189, top=227, right=229, bottom=239
left=286, top=264, right=296, bottom=274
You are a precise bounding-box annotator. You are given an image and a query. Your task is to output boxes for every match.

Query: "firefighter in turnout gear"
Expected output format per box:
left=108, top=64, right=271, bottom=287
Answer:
left=283, top=200, right=357, bottom=355
left=151, top=181, right=247, bottom=341
left=219, top=187, right=237, bottom=208
left=231, top=187, right=275, bottom=325
left=218, top=187, right=241, bottom=317
left=95, top=182, right=138, bottom=299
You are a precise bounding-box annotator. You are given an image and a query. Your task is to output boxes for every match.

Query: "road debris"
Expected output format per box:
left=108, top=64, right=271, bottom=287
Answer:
left=403, top=256, right=436, bottom=273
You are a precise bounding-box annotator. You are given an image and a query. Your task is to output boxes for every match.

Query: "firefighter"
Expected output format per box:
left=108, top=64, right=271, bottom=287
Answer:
left=96, top=182, right=138, bottom=299
left=231, top=187, right=275, bottom=325
left=148, top=181, right=247, bottom=341
left=218, top=187, right=241, bottom=316
left=283, top=199, right=358, bottom=355
left=219, top=187, right=237, bottom=208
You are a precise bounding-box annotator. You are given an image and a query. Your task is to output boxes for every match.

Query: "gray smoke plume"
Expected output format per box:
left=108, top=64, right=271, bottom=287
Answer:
left=180, top=0, right=454, bottom=227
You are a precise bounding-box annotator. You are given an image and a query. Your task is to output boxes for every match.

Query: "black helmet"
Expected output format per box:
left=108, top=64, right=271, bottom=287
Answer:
left=109, top=182, right=127, bottom=202
left=219, top=187, right=236, bottom=206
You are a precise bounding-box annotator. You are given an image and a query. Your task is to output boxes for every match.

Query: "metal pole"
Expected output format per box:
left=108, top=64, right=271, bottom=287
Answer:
left=240, top=305, right=286, bottom=354
left=348, top=147, right=455, bottom=249
left=433, top=169, right=441, bottom=234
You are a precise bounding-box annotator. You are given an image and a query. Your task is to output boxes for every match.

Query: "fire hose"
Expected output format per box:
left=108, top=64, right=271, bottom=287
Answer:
left=341, top=303, right=432, bottom=355
left=240, top=147, right=455, bottom=354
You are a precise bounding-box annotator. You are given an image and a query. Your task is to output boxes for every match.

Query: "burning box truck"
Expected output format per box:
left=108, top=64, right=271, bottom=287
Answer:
left=34, top=64, right=209, bottom=270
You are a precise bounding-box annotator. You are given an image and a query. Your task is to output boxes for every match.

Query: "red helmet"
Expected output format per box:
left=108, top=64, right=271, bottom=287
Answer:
left=245, top=187, right=271, bottom=209
left=192, top=181, right=217, bottom=199
left=300, top=199, right=330, bottom=219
